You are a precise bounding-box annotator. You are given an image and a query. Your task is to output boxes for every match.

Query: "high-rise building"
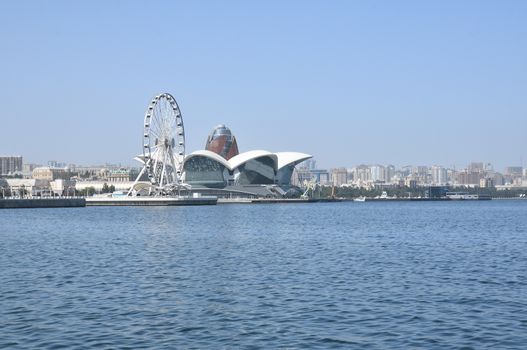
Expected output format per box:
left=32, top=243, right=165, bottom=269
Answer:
left=468, top=162, right=484, bottom=172
left=413, top=166, right=429, bottom=176
left=0, top=156, right=23, bottom=175
left=302, top=159, right=317, bottom=171
left=22, top=163, right=39, bottom=174
left=292, top=168, right=313, bottom=186
left=349, top=165, right=371, bottom=184
left=311, top=169, right=330, bottom=185
left=431, top=166, right=447, bottom=185
left=370, top=165, right=385, bottom=182
left=493, top=172, right=505, bottom=186
left=457, top=170, right=482, bottom=185
left=385, top=165, right=395, bottom=184
left=505, top=166, right=523, bottom=177
left=330, top=168, right=348, bottom=186
left=447, top=168, right=459, bottom=183
left=400, top=166, right=412, bottom=177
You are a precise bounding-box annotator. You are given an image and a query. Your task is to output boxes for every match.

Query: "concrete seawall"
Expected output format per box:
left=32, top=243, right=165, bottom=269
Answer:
left=85, top=196, right=217, bottom=206
left=0, top=198, right=86, bottom=209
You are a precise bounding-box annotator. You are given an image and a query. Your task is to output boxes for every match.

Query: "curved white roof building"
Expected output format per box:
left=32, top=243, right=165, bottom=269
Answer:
left=275, top=152, right=313, bottom=170
left=185, top=149, right=231, bottom=170
left=166, top=123, right=313, bottom=197
left=182, top=148, right=312, bottom=189
left=274, top=152, right=313, bottom=186
left=229, top=150, right=278, bottom=171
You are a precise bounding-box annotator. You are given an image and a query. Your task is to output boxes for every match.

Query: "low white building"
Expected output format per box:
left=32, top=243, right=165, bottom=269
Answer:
left=6, top=179, right=52, bottom=197
left=50, top=179, right=76, bottom=196
left=75, top=181, right=135, bottom=193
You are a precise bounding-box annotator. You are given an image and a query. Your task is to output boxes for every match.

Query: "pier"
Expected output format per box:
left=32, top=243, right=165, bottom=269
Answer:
left=85, top=196, right=217, bottom=206
left=0, top=198, right=86, bottom=209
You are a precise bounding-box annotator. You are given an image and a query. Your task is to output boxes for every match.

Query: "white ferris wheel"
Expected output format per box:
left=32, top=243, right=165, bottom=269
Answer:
left=130, top=93, right=187, bottom=195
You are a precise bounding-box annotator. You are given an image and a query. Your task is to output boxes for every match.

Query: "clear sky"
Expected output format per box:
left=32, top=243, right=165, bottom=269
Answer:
left=1, top=0, right=526, bottom=170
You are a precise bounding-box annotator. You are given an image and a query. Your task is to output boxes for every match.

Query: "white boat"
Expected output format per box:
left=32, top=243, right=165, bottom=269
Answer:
left=374, top=191, right=389, bottom=200
left=446, top=192, right=479, bottom=200
left=354, top=196, right=366, bottom=202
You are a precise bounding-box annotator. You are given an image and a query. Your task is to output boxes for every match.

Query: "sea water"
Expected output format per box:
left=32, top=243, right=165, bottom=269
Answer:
left=1, top=201, right=526, bottom=349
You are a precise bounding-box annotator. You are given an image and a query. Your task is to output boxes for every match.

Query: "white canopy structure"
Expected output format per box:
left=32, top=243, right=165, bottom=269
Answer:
left=183, top=150, right=231, bottom=170
left=181, top=150, right=312, bottom=187
left=183, top=150, right=309, bottom=172
left=274, top=152, right=313, bottom=170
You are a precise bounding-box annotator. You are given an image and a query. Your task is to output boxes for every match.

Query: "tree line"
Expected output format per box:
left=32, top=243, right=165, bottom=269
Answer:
left=317, top=186, right=526, bottom=199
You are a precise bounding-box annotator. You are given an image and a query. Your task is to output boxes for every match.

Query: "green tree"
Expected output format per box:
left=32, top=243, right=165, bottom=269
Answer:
left=79, top=187, right=96, bottom=196
left=101, top=183, right=110, bottom=193
left=0, top=187, right=11, bottom=198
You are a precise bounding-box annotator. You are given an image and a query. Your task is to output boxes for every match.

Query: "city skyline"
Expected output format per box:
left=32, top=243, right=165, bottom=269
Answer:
left=5, top=154, right=527, bottom=172
left=3, top=155, right=526, bottom=198
left=4, top=154, right=525, bottom=179
left=1, top=1, right=526, bottom=169
left=5, top=154, right=526, bottom=175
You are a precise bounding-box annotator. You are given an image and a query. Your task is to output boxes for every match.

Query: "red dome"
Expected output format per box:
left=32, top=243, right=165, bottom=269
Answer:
left=205, top=124, right=239, bottom=160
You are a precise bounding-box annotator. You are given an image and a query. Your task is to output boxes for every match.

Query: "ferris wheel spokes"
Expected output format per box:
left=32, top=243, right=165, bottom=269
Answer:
left=130, top=92, right=186, bottom=196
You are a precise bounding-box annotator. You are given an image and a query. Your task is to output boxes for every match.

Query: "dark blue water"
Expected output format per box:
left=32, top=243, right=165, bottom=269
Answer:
left=1, top=201, right=527, bottom=349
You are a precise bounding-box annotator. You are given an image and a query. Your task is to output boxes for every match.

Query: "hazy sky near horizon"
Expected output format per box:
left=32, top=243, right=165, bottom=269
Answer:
left=1, top=0, right=526, bottom=170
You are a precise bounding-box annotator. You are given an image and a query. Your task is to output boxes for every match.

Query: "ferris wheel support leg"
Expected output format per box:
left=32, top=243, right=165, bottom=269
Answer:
left=160, top=152, right=167, bottom=187
left=127, top=165, right=147, bottom=196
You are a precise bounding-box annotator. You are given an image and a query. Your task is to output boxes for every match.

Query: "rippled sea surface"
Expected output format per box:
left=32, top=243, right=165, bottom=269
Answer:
left=1, top=201, right=527, bottom=349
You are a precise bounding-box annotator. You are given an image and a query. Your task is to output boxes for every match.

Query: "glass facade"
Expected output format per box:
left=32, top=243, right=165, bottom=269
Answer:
left=235, top=157, right=276, bottom=185
left=276, top=164, right=295, bottom=185
left=183, top=156, right=227, bottom=188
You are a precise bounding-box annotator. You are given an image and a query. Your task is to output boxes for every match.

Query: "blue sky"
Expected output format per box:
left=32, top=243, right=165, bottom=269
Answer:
left=1, top=1, right=526, bottom=170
